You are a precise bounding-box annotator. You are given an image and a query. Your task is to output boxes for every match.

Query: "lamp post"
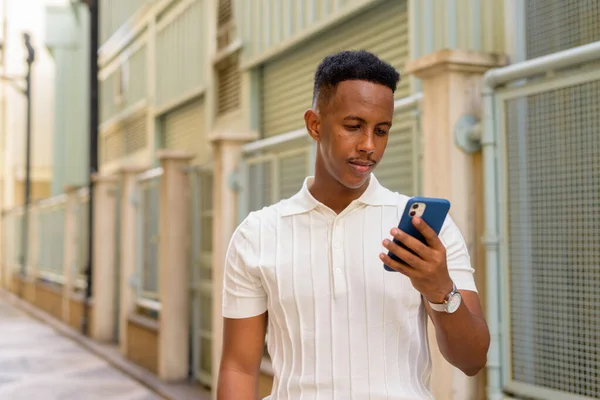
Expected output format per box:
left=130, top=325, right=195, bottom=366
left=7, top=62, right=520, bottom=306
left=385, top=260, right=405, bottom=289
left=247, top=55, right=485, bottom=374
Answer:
left=20, top=32, right=35, bottom=281
left=80, top=0, right=99, bottom=335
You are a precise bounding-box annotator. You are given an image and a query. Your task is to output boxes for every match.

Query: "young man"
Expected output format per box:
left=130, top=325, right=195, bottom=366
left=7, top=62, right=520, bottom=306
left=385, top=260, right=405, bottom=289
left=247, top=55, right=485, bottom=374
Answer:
left=218, top=50, right=490, bottom=399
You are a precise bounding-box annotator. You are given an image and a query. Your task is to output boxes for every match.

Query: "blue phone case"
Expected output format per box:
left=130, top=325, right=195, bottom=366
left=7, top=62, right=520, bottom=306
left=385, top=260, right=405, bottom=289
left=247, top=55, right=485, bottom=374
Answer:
left=384, top=196, right=451, bottom=272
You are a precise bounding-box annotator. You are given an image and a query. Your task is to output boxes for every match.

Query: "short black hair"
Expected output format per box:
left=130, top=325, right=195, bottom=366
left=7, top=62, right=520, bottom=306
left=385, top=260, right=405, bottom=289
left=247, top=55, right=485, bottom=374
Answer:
left=312, top=50, right=400, bottom=109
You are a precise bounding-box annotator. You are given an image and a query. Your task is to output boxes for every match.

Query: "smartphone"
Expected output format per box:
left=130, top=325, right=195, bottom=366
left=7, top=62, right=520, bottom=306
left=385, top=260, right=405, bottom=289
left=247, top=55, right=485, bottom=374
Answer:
left=384, top=196, right=451, bottom=272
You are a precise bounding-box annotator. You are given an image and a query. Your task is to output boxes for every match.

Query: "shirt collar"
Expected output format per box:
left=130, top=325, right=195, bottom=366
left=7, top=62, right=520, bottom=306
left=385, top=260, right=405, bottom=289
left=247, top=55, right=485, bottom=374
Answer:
left=280, top=174, right=397, bottom=217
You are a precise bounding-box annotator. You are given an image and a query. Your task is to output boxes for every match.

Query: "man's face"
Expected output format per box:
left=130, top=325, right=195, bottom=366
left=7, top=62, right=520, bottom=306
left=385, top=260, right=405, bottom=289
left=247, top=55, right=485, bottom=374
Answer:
left=308, top=80, right=395, bottom=190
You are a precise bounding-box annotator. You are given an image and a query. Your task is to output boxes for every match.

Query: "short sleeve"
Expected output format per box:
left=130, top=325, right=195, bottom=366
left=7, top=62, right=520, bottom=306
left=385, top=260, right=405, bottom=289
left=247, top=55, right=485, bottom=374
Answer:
left=222, top=214, right=268, bottom=318
left=439, top=215, right=478, bottom=292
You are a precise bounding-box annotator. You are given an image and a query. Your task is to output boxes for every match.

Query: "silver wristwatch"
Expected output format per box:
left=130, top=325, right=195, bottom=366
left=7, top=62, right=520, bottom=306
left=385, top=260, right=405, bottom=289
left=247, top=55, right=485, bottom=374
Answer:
left=428, top=282, right=462, bottom=313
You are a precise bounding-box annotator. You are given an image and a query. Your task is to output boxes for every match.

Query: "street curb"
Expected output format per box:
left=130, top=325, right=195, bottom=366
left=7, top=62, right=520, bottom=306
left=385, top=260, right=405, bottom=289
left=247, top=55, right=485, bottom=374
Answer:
left=0, top=289, right=210, bottom=400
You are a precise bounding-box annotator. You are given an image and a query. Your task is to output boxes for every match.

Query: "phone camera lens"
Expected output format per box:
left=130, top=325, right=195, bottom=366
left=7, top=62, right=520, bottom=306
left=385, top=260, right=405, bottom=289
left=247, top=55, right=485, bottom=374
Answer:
left=409, top=211, right=416, bottom=217
left=412, top=204, right=419, bottom=209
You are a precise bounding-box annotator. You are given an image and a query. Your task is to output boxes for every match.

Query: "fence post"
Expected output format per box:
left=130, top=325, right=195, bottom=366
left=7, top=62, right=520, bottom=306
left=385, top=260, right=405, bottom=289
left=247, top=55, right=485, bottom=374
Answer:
left=118, top=166, right=146, bottom=356
left=406, top=49, right=506, bottom=400
left=90, top=174, right=119, bottom=341
left=62, top=186, right=80, bottom=324
left=156, top=149, right=193, bottom=380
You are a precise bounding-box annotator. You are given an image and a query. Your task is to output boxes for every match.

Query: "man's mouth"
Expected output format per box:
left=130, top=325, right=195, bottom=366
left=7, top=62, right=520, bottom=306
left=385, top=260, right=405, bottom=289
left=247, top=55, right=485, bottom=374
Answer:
left=348, top=160, right=375, bottom=175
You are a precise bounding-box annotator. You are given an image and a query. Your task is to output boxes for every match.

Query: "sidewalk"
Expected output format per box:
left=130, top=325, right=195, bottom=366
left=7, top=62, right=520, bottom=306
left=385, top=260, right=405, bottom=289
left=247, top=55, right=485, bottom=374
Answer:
left=0, top=295, right=162, bottom=400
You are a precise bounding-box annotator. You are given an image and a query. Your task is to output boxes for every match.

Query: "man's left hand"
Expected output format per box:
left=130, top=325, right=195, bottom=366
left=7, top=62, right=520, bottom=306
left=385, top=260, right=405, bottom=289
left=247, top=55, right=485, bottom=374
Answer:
left=380, top=217, right=453, bottom=303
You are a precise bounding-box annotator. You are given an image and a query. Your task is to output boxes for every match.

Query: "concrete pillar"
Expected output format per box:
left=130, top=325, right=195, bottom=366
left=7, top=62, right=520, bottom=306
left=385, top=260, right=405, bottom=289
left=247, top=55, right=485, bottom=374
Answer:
left=406, top=49, right=506, bottom=400
left=90, top=174, right=119, bottom=342
left=210, top=132, right=256, bottom=396
left=62, top=186, right=79, bottom=323
left=118, top=166, right=145, bottom=355
left=156, top=150, right=194, bottom=381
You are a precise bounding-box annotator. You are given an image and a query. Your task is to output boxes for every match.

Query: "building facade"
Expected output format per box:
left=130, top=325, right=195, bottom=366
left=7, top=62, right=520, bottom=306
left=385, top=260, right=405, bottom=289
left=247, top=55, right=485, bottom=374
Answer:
left=2, top=1, right=599, bottom=400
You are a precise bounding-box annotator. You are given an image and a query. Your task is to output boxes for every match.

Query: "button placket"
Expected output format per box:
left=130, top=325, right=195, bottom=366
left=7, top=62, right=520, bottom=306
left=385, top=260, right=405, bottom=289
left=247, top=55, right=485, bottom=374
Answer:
left=331, top=219, right=346, bottom=296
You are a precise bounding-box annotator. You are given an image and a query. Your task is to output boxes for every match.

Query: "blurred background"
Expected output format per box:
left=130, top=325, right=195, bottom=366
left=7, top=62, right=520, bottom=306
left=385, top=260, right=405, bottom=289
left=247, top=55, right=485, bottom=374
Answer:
left=0, top=0, right=598, bottom=399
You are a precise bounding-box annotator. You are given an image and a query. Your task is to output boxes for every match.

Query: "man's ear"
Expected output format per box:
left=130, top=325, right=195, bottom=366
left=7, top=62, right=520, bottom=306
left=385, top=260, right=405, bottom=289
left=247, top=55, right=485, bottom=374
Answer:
left=304, top=108, right=320, bottom=142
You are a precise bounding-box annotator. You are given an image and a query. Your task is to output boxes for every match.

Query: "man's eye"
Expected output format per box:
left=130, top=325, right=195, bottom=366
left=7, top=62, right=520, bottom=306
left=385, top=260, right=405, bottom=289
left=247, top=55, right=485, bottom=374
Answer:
left=376, top=129, right=389, bottom=136
left=345, top=125, right=360, bottom=131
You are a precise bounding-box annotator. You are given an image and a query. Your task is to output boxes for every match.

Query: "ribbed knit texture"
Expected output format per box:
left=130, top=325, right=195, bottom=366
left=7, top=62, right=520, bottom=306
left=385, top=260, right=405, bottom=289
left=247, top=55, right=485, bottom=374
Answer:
left=223, top=175, right=477, bottom=400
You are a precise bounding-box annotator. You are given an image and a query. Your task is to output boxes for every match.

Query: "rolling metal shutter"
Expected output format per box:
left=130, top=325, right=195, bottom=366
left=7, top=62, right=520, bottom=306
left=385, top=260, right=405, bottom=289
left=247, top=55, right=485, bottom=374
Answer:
left=261, top=0, right=410, bottom=138
left=375, top=110, right=419, bottom=196
left=163, top=99, right=210, bottom=164
left=259, top=0, right=417, bottom=196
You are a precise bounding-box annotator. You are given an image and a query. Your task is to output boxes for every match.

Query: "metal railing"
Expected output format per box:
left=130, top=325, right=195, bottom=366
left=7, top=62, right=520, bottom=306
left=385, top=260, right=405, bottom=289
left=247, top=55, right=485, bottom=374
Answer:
left=35, top=195, right=68, bottom=285
left=474, top=41, right=600, bottom=400
left=135, top=167, right=162, bottom=311
left=2, top=208, right=25, bottom=277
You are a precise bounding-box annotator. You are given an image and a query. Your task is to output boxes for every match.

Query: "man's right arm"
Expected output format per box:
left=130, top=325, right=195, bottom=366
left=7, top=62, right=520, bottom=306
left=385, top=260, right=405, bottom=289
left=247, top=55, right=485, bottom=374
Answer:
left=217, top=313, right=267, bottom=400
left=218, top=214, right=269, bottom=400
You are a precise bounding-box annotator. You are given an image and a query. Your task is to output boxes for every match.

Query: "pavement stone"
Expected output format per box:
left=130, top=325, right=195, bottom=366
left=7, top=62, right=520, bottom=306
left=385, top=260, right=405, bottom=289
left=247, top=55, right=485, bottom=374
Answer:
left=0, top=298, right=163, bottom=400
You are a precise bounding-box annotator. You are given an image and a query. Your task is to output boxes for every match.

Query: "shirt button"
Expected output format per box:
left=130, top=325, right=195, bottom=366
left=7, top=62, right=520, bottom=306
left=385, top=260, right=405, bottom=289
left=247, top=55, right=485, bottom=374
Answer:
left=336, top=268, right=342, bottom=274
left=334, top=242, right=340, bottom=249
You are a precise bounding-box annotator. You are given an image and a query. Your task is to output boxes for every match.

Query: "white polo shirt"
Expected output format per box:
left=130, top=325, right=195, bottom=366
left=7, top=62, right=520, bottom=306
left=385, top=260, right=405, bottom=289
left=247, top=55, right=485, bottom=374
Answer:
left=222, top=175, right=477, bottom=400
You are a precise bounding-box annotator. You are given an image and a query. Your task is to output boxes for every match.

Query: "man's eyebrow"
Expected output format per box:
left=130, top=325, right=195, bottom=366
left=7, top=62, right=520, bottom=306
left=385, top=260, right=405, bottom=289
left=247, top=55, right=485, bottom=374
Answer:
left=343, top=115, right=367, bottom=123
left=343, top=115, right=392, bottom=126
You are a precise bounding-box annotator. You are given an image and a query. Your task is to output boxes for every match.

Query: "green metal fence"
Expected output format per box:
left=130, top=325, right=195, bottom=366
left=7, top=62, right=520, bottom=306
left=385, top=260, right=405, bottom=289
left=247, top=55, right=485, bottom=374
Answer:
left=480, top=41, right=600, bottom=400
left=36, top=195, right=68, bottom=285
left=189, top=165, right=214, bottom=388
left=135, top=167, right=162, bottom=311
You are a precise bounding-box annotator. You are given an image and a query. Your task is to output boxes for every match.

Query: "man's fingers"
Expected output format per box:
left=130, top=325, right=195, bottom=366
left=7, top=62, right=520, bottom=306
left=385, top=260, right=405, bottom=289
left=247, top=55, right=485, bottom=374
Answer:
left=382, top=239, right=424, bottom=269
left=380, top=253, right=414, bottom=276
left=412, top=217, right=444, bottom=250
left=390, top=228, right=429, bottom=259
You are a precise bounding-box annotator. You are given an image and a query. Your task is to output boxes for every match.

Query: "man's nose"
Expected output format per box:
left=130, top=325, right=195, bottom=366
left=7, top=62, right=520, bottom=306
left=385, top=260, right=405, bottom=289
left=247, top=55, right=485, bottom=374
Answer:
left=358, top=131, right=376, bottom=154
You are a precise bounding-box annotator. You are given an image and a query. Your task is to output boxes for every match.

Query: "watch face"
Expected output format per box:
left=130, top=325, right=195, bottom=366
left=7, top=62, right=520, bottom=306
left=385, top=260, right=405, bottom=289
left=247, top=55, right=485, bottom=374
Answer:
left=447, top=292, right=462, bottom=313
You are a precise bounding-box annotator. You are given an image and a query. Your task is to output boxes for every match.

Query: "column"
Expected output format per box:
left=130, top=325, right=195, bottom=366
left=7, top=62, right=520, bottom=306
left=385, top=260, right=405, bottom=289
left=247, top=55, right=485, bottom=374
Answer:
left=405, top=49, right=506, bottom=400
left=90, top=174, right=119, bottom=341
left=210, top=131, right=257, bottom=396
left=118, top=166, right=145, bottom=355
left=156, top=150, right=194, bottom=381
left=62, top=186, right=79, bottom=323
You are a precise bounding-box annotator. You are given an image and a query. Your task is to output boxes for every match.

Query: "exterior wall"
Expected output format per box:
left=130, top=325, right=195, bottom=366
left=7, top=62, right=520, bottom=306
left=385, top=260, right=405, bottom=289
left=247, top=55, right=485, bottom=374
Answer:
left=12, top=180, right=51, bottom=204
left=34, top=281, right=63, bottom=320
left=100, top=0, right=154, bottom=46
left=98, top=0, right=210, bottom=175
left=235, top=0, right=385, bottom=64
left=0, top=0, right=57, bottom=210
left=127, top=314, right=159, bottom=373
left=409, top=0, right=505, bottom=59
left=45, top=4, right=91, bottom=195
left=68, top=295, right=94, bottom=332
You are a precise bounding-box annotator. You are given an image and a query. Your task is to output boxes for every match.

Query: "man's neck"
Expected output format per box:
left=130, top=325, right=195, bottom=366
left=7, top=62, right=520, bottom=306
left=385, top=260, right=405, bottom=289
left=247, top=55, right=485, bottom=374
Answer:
left=309, top=171, right=370, bottom=214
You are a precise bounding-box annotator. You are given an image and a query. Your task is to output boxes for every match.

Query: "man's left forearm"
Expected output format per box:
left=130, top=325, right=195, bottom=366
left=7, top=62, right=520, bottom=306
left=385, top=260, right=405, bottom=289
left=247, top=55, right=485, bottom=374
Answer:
left=426, top=295, right=490, bottom=376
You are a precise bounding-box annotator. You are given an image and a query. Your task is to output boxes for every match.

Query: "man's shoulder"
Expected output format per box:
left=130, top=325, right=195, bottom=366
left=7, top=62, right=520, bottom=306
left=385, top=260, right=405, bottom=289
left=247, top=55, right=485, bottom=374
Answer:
left=236, top=199, right=289, bottom=233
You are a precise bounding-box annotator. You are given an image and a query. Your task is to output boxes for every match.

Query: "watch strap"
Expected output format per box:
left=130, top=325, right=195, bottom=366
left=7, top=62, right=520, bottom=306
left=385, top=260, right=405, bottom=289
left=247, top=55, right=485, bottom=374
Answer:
left=427, top=282, right=458, bottom=313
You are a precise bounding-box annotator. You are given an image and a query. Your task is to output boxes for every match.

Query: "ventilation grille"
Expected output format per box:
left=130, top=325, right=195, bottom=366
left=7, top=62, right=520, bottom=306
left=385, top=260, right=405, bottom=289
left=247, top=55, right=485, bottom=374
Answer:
left=101, top=113, right=147, bottom=165
left=217, top=0, right=235, bottom=50
left=505, top=80, right=600, bottom=399
left=217, top=55, right=241, bottom=115
left=525, top=1, right=600, bottom=59
left=218, top=0, right=232, bottom=26
left=103, top=128, right=125, bottom=163
left=124, top=113, right=147, bottom=154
